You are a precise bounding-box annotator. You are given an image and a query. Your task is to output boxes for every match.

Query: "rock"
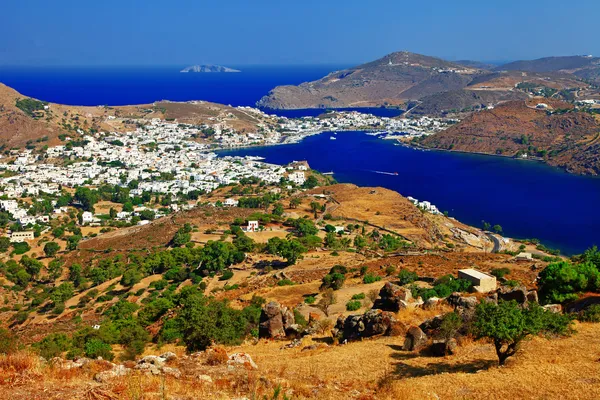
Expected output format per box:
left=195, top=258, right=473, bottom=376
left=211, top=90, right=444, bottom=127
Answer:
left=138, top=355, right=166, bottom=366
left=447, top=293, right=478, bottom=309
left=497, top=285, right=528, bottom=304
left=333, top=309, right=404, bottom=342
left=162, top=367, right=182, bottom=378
left=259, top=301, right=296, bottom=339
left=228, top=353, right=258, bottom=370
left=424, top=297, right=441, bottom=309
left=280, top=339, right=302, bottom=350
left=526, top=290, right=539, bottom=304
left=543, top=304, right=562, bottom=313
left=373, top=282, right=413, bottom=311
left=430, top=338, right=458, bottom=356
left=484, top=293, right=498, bottom=304
left=197, top=374, right=213, bottom=383
left=160, top=352, right=178, bottom=361
left=94, top=365, right=131, bottom=382
left=403, top=326, right=427, bottom=351
left=419, top=315, right=444, bottom=334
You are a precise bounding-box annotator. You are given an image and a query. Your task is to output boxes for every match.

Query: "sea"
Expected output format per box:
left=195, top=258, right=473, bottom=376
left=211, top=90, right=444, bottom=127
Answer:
left=1, top=65, right=598, bottom=255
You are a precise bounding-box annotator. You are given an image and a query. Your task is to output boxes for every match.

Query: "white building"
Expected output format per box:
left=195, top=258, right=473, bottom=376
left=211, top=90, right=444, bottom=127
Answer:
left=81, top=211, right=94, bottom=224
left=246, top=220, right=259, bottom=232
left=9, top=231, right=35, bottom=243
left=288, top=171, right=306, bottom=186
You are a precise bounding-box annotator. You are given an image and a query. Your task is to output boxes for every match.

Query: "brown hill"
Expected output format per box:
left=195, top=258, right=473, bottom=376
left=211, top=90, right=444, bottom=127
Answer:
left=419, top=100, right=600, bottom=175
left=257, top=51, right=484, bottom=109
left=496, top=55, right=600, bottom=83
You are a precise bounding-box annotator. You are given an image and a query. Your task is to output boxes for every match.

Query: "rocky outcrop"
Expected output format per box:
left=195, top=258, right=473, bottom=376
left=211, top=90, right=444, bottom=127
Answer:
left=228, top=353, right=258, bottom=370
left=430, top=338, right=458, bottom=356
left=372, top=282, right=414, bottom=311
left=259, top=301, right=299, bottom=339
left=333, top=309, right=404, bottom=342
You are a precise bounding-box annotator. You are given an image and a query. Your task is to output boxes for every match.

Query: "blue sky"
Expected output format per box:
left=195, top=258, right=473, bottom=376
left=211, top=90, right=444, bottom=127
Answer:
left=2, top=0, right=599, bottom=66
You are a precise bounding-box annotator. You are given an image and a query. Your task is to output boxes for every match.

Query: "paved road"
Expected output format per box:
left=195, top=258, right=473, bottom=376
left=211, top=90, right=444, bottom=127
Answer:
left=485, top=232, right=501, bottom=253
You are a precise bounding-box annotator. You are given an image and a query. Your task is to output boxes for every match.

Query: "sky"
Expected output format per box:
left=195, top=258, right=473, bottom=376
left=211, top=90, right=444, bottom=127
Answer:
left=2, top=0, right=599, bottom=66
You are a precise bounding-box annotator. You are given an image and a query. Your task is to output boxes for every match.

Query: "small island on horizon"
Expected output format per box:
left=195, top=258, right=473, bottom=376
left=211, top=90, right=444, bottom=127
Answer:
left=180, top=64, right=241, bottom=73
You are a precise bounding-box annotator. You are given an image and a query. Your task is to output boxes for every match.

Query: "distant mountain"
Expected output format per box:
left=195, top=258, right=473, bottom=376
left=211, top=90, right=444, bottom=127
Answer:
left=180, top=65, right=241, bottom=73
left=495, top=55, right=600, bottom=82
left=454, top=60, right=496, bottom=70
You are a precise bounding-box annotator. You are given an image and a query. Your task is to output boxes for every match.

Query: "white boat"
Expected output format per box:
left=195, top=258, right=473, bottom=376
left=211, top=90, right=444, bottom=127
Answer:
left=330, top=136, right=336, bottom=140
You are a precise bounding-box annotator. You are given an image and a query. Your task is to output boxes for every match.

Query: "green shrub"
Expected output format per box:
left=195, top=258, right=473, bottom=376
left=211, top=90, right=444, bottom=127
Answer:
left=304, top=296, right=316, bottom=304
left=397, top=269, right=418, bottom=285
left=578, top=304, right=600, bottom=322
left=35, top=333, right=70, bottom=359
left=84, top=339, right=114, bottom=361
left=363, top=273, right=382, bottom=284
left=491, top=268, right=511, bottom=279
left=277, top=279, right=294, bottom=286
left=321, top=272, right=345, bottom=290
left=219, top=270, right=234, bottom=281
left=346, top=300, right=362, bottom=311
left=538, top=261, right=600, bottom=304
left=0, top=329, right=18, bottom=354
left=351, top=293, right=366, bottom=300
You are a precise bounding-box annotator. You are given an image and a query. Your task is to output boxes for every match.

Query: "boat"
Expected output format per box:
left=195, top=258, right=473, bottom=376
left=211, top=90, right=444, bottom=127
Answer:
left=322, top=171, right=334, bottom=175
left=330, top=136, right=337, bottom=140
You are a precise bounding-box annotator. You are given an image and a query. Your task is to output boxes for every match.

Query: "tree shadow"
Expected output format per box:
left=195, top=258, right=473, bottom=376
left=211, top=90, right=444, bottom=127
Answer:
left=312, top=337, right=334, bottom=345
left=391, top=358, right=496, bottom=378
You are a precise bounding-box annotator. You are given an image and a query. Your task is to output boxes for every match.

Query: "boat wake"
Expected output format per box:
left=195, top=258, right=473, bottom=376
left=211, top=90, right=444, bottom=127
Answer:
left=370, top=170, right=398, bottom=176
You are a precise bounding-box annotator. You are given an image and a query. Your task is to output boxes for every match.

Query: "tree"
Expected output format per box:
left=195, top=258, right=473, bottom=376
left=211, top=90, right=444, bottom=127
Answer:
left=272, top=203, right=284, bottom=217
left=309, top=201, right=321, bottom=218
left=265, top=237, right=307, bottom=265
left=538, top=260, right=600, bottom=304
left=315, top=289, right=336, bottom=317
left=199, top=241, right=245, bottom=272
left=293, top=218, right=318, bottom=237
left=472, top=300, right=572, bottom=365
left=0, top=237, right=10, bottom=253
left=67, top=235, right=82, bottom=251
left=482, top=220, right=491, bottom=231
left=44, top=241, right=60, bottom=257
left=289, top=198, right=301, bottom=209
left=492, top=224, right=503, bottom=234
left=171, top=228, right=191, bottom=247
left=303, top=175, right=319, bottom=189
left=74, top=187, right=99, bottom=211
left=51, top=282, right=75, bottom=306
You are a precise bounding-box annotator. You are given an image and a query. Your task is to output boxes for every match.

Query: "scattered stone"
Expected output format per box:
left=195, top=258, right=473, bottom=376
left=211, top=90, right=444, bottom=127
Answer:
left=281, top=339, right=302, bottom=350
left=419, top=315, right=444, bottom=334
left=424, top=297, right=441, bottom=309
left=228, top=352, right=258, bottom=370
left=196, top=374, right=213, bottom=384
left=403, top=326, right=427, bottom=351
left=160, top=352, right=178, bottom=361
left=333, top=309, right=404, bottom=342
left=161, top=367, right=182, bottom=378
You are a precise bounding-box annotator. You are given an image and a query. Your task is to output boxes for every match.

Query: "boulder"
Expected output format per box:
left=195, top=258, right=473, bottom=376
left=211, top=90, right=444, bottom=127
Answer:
left=424, top=297, right=441, bottom=309
left=228, top=352, right=258, bottom=370
left=419, top=315, right=444, bottom=334
left=333, top=309, right=404, bottom=342
left=94, top=365, right=131, bottom=382
left=259, top=301, right=293, bottom=339
left=543, top=304, right=562, bottom=313
left=447, top=293, right=478, bottom=309
left=160, top=352, right=178, bottom=362
left=497, top=285, right=528, bottom=304
left=373, top=282, right=413, bottom=311
left=430, top=338, right=458, bottom=356
left=403, top=326, right=427, bottom=351
left=526, top=290, right=539, bottom=304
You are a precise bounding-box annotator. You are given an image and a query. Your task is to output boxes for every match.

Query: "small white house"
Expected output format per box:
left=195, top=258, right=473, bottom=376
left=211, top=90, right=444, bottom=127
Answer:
left=224, top=198, right=239, bottom=207
left=81, top=211, right=94, bottom=224
left=9, top=231, right=35, bottom=243
left=288, top=172, right=306, bottom=186
left=246, top=220, right=259, bottom=232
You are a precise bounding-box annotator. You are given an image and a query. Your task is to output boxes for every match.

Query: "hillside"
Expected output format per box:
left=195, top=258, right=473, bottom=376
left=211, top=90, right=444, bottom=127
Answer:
left=419, top=99, right=600, bottom=175
left=0, top=83, right=277, bottom=149
left=257, top=51, right=599, bottom=113
left=257, top=51, right=484, bottom=109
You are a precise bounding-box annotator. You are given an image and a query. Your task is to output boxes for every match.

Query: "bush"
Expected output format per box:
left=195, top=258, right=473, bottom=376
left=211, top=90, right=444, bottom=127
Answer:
left=0, top=329, right=18, bottom=354
left=351, top=293, right=366, bottom=300
left=219, top=270, right=234, bottom=281
left=84, top=339, right=114, bottom=361
left=35, top=333, right=70, bottom=359
left=397, top=269, right=418, bottom=285
left=346, top=300, right=362, bottom=311
left=304, top=296, right=316, bottom=304
left=321, top=272, right=345, bottom=290
left=363, top=273, right=382, bottom=284
left=277, top=279, right=294, bottom=286
left=578, top=304, right=600, bottom=322
left=538, top=261, right=600, bottom=304
left=491, top=268, right=511, bottom=279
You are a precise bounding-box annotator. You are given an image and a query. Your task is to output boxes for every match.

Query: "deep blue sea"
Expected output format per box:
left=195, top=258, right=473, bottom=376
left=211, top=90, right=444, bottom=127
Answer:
left=219, top=131, right=600, bottom=256
left=1, top=66, right=598, bottom=255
